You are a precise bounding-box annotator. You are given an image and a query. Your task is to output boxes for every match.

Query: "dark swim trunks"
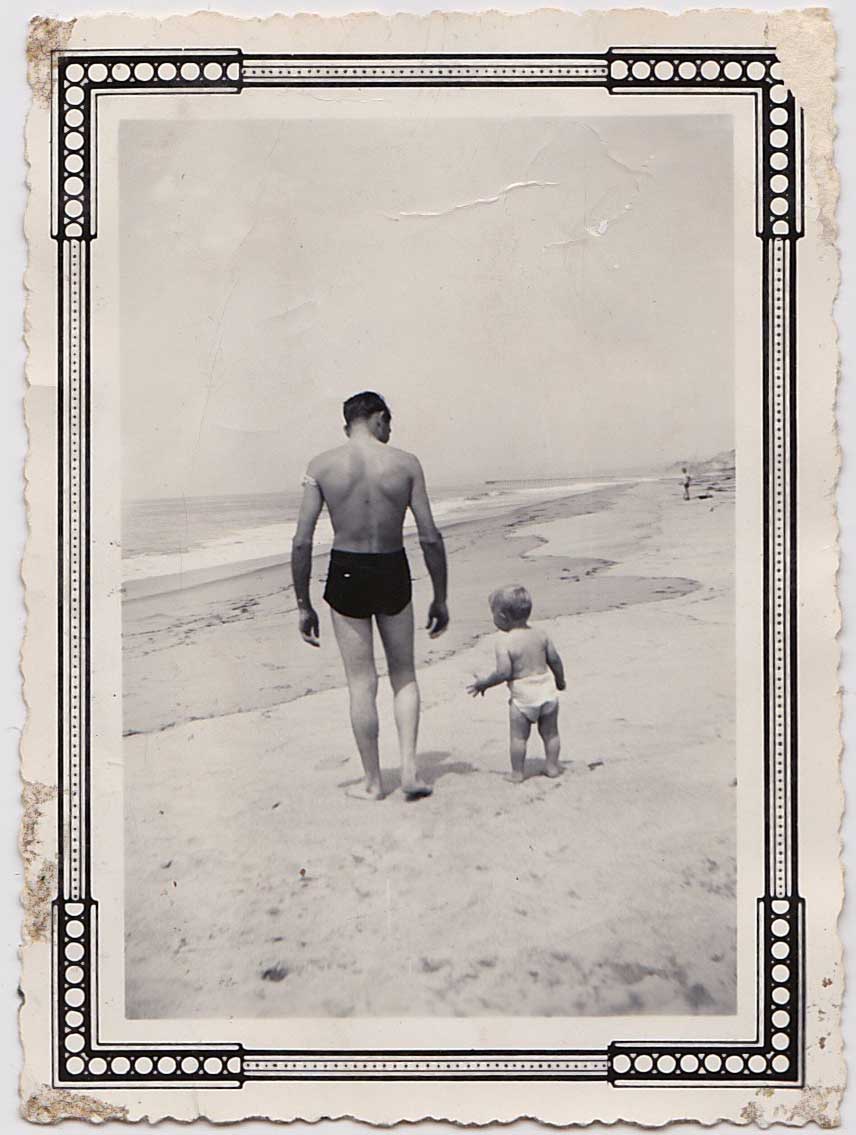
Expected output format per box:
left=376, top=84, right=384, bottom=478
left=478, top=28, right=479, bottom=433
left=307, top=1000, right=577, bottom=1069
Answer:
left=323, top=548, right=412, bottom=619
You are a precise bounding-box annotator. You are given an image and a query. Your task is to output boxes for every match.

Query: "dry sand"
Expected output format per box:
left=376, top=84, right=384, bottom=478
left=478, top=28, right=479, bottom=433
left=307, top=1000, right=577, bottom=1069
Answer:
left=124, top=477, right=736, bottom=1019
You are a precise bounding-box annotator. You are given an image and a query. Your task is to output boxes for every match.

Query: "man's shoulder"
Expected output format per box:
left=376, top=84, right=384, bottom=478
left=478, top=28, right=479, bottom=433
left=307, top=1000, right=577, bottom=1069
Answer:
left=386, top=446, right=420, bottom=470
left=307, top=445, right=349, bottom=473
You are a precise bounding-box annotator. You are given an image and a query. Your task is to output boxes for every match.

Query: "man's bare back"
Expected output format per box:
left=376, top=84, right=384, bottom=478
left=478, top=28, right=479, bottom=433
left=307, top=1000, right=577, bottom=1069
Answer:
left=306, top=438, right=419, bottom=553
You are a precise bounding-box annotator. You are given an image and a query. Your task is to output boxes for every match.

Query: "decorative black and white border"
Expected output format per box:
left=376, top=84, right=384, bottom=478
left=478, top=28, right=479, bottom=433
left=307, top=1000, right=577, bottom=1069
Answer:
left=50, top=46, right=804, bottom=1088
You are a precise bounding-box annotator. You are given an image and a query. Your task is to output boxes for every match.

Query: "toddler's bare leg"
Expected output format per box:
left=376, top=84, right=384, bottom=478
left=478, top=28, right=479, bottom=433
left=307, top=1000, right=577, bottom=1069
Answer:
left=538, top=702, right=562, bottom=777
left=508, top=703, right=531, bottom=783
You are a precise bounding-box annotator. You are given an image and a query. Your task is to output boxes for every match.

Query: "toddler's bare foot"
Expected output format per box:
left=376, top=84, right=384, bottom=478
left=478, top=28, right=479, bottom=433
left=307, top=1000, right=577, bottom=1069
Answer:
left=345, top=778, right=385, bottom=801
left=543, top=762, right=563, bottom=778
left=401, top=776, right=433, bottom=800
left=506, top=770, right=525, bottom=784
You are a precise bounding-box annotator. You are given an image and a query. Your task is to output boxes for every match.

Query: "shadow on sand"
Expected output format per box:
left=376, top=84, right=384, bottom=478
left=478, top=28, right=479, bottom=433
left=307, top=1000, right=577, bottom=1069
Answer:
left=338, top=750, right=478, bottom=797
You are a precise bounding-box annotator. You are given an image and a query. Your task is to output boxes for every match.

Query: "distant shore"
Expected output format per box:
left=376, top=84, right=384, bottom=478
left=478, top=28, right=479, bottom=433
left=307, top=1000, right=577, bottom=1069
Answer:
left=121, top=478, right=630, bottom=599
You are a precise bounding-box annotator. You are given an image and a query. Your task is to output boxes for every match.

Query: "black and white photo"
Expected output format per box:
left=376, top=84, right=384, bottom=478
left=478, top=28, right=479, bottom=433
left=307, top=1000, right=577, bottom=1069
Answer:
left=19, top=9, right=842, bottom=1126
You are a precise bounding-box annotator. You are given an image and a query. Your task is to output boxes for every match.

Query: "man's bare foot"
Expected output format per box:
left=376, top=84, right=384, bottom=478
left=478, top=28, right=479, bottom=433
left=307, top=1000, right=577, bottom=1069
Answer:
left=543, top=763, right=563, bottom=779
left=506, top=770, right=525, bottom=784
left=345, top=778, right=385, bottom=801
left=401, top=776, right=433, bottom=800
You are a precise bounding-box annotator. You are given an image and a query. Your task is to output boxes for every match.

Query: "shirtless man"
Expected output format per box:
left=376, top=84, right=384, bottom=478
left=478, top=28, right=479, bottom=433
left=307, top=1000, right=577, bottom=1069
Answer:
left=291, top=391, right=449, bottom=800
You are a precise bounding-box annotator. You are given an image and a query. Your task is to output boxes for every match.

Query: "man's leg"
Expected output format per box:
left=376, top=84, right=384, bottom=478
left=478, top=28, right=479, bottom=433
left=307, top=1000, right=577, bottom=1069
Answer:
left=330, top=609, right=383, bottom=799
left=377, top=604, right=431, bottom=798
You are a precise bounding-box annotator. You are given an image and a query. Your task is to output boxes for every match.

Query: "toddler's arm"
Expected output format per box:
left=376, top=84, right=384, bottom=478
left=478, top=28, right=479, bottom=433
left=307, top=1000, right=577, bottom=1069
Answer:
left=466, top=640, right=513, bottom=697
left=546, top=636, right=566, bottom=690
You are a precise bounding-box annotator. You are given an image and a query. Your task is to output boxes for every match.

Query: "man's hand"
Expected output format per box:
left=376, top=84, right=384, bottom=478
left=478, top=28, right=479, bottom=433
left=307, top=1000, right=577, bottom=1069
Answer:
left=466, top=675, right=486, bottom=697
left=298, top=606, right=320, bottom=647
left=425, top=598, right=449, bottom=639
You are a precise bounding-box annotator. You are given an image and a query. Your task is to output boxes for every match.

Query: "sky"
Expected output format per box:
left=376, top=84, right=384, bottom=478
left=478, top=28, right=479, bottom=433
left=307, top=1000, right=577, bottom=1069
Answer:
left=120, top=112, right=734, bottom=499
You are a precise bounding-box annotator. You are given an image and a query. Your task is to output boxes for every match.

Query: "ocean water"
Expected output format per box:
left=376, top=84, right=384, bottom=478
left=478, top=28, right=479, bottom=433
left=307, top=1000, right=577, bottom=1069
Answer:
left=121, top=480, right=620, bottom=586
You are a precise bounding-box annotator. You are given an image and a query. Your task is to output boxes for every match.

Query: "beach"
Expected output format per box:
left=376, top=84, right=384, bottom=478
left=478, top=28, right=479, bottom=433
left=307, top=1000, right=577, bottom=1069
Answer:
left=123, top=474, right=736, bottom=1019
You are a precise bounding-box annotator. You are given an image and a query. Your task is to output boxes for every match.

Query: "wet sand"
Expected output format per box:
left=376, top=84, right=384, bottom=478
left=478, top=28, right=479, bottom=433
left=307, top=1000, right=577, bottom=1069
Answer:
left=124, top=477, right=736, bottom=1019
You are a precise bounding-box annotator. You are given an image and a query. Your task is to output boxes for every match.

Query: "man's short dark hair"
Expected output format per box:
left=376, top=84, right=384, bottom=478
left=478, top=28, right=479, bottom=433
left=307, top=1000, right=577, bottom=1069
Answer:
left=343, top=391, right=390, bottom=427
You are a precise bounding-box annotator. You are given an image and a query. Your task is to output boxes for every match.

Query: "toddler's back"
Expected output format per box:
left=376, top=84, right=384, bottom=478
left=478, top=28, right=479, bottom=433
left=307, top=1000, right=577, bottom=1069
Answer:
left=501, top=625, right=550, bottom=679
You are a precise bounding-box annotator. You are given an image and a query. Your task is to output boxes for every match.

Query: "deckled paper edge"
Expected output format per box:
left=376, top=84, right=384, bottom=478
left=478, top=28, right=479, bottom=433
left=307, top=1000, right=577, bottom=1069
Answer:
left=18, top=7, right=843, bottom=1126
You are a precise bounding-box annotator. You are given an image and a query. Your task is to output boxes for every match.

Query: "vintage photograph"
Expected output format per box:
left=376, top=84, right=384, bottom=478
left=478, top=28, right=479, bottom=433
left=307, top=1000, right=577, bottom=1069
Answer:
left=20, top=8, right=842, bottom=1126
left=120, top=112, right=737, bottom=1020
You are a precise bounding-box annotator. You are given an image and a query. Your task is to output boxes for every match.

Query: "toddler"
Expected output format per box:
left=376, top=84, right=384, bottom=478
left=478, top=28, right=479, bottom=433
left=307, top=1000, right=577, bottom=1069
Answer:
left=466, top=585, right=565, bottom=782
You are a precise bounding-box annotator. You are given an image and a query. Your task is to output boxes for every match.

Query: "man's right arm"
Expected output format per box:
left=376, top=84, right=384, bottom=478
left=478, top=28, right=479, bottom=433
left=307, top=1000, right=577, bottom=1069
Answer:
left=408, top=457, right=449, bottom=638
left=291, top=472, right=324, bottom=646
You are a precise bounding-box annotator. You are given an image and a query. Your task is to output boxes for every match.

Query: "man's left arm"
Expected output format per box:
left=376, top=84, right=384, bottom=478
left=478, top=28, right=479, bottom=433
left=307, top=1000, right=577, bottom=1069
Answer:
left=408, top=456, right=449, bottom=638
left=291, top=474, right=324, bottom=646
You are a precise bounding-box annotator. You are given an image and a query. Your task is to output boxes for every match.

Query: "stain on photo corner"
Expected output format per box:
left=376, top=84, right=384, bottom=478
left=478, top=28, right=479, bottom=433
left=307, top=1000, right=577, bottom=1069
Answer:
left=27, top=17, right=77, bottom=110
left=22, top=1085, right=128, bottom=1124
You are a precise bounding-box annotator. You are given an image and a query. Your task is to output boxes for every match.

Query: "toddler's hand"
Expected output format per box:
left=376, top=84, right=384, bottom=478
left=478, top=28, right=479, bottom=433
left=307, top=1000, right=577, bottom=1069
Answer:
left=466, top=675, right=485, bottom=697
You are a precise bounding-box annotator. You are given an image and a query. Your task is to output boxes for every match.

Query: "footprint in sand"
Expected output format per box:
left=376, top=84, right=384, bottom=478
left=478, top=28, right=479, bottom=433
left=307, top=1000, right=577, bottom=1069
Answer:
left=260, top=964, right=289, bottom=982
left=419, top=957, right=450, bottom=974
left=316, top=755, right=350, bottom=771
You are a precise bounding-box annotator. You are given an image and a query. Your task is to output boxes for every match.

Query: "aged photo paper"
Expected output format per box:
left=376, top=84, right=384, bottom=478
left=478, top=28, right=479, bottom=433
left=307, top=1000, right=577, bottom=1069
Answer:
left=20, top=7, right=843, bottom=1126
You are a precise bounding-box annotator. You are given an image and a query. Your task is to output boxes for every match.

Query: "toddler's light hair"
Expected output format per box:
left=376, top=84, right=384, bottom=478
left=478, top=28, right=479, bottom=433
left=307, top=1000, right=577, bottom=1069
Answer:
left=489, top=584, right=533, bottom=627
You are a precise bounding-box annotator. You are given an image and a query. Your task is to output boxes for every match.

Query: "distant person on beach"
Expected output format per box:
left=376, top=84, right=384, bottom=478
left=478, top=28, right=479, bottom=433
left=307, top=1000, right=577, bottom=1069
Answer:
left=467, top=585, right=565, bottom=783
left=682, top=466, right=692, bottom=501
left=291, top=391, right=449, bottom=801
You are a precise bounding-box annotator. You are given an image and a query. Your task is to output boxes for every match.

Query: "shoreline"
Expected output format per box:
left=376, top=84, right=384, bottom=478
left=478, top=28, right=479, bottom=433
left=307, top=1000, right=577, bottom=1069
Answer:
left=121, top=478, right=637, bottom=601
